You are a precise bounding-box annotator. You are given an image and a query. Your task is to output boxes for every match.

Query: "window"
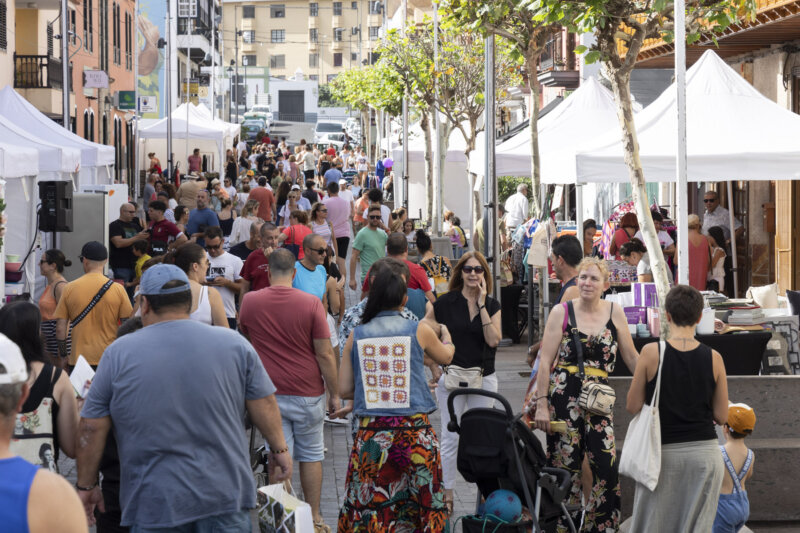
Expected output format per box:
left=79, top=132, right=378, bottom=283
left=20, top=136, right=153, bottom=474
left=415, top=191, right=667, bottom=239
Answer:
left=0, top=0, right=6, bottom=51
left=351, top=52, right=357, bottom=62
left=270, top=55, right=285, bottom=69
left=369, top=0, right=381, bottom=14
left=271, top=29, right=285, bottom=43
left=243, top=54, right=257, bottom=66
left=309, top=74, right=319, bottom=81
left=333, top=2, right=342, bottom=15
left=369, top=26, right=379, bottom=40
left=113, top=3, right=121, bottom=65
left=242, top=30, right=255, bottom=43
left=99, top=0, right=108, bottom=70
left=242, top=5, right=255, bottom=18
left=102, top=112, right=108, bottom=145
left=270, top=4, right=285, bottom=18
left=333, top=52, right=342, bottom=67
left=47, top=22, right=53, bottom=57
left=70, top=9, right=77, bottom=45
left=309, top=28, right=318, bottom=42
left=351, top=1, right=358, bottom=8
left=125, top=11, right=132, bottom=70
left=334, top=28, right=343, bottom=42
left=327, top=74, right=337, bottom=83
left=309, top=2, right=318, bottom=16
left=309, top=53, right=319, bottom=67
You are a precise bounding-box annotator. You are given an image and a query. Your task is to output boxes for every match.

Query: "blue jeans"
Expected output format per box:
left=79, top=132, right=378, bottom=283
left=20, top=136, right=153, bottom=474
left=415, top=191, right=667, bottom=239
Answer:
left=112, top=267, right=135, bottom=283
left=129, top=511, right=250, bottom=533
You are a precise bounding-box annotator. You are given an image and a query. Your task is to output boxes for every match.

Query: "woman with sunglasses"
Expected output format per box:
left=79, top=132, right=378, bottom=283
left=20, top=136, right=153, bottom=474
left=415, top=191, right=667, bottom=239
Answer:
left=310, top=202, right=338, bottom=259
left=278, top=191, right=301, bottom=228
left=429, top=251, right=502, bottom=515
left=38, top=249, right=72, bottom=360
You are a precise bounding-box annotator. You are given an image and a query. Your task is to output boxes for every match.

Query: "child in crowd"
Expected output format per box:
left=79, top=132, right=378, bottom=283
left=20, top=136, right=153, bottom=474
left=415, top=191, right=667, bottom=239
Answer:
left=713, top=403, right=756, bottom=533
left=128, top=240, right=151, bottom=290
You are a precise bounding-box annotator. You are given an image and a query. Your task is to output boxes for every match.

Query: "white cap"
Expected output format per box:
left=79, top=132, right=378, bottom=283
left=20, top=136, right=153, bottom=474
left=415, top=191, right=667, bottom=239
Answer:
left=291, top=184, right=301, bottom=190
left=338, top=179, right=347, bottom=185
left=0, top=333, right=28, bottom=385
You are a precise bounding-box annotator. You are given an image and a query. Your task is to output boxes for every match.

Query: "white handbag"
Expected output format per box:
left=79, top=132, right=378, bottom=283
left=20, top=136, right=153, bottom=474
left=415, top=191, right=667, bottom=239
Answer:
left=619, top=340, right=665, bottom=491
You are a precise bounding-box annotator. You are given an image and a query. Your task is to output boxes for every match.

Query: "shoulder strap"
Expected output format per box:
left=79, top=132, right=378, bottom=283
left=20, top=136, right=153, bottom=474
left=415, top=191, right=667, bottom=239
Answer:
left=71, top=279, right=114, bottom=329
left=739, top=449, right=754, bottom=482
left=46, top=365, right=62, bottom=398
left=651, top=340, right=666, bottom=408
left=566, top=301, right=585, bottom=379
left=721, top=447, right=744, bottom=493
left=561, top=301, right=569, bottom=333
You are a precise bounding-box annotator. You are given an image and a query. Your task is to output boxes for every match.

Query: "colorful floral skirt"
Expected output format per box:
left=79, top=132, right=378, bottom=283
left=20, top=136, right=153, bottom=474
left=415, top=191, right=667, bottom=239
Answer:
left=337, top=413, right=448, bottom=533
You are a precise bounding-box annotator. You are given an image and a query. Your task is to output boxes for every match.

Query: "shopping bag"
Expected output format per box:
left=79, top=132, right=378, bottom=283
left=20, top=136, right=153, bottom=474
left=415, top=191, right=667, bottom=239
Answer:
left=619, top=341, right=665, bottom=491
left=258, top=482, right=314, bottom=533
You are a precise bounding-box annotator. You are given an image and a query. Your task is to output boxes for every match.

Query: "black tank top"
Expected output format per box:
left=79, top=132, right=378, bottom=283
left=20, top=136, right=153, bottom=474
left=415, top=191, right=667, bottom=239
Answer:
left=645, top=342, right=717, bottom=445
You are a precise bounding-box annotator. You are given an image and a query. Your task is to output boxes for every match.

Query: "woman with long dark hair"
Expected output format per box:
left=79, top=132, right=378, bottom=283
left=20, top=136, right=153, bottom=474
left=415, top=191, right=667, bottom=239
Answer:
left=38, top=249, right=71, bottom=360
left=706, top=226, right=727, bottom=293
left=0, top=302, right=80, bottom=468
left=164, top=243, right=228, bottom=327
left=337, top=264, right=453, bottom=532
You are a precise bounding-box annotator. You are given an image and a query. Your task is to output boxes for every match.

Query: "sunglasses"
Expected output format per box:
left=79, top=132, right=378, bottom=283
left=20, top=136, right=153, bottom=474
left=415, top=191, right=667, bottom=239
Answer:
left=309, top=247, right=327, bottom=255
left=462, top=265, right=485, bottom=274
left=318, top=209, right=328, bottom=213
left=703, top=198, right=716, bottom=203
left=205, top=243, right=222, bottom=250
left=369, top=215, right=382, bottom=220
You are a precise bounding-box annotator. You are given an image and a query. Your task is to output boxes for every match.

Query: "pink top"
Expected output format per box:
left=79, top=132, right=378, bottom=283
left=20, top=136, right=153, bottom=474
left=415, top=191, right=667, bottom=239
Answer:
left=323, top=196, right=350, bottom=238
left=688, top=236, right=710, bottom=291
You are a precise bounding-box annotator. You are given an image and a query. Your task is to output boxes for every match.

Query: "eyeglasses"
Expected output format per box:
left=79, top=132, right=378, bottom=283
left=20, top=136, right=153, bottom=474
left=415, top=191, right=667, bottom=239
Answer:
left=309, top=247, right=327, bottom=255
left=462, top=265, right=485, bottom=274
left=205, top=243, right=222, bottom=250
left=703, top=198, right=716, bottom=203
left=369, top=215, right=382, bottom=220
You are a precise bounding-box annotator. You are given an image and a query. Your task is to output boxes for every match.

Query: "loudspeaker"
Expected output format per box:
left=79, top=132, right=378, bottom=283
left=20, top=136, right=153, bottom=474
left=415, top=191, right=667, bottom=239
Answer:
left=38, top=181, right=73, bottom=232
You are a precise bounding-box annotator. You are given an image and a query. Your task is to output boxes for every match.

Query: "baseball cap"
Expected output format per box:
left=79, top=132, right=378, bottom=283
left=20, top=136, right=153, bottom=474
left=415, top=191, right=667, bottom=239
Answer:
left=291, top=184, right=301, bottom=190
left=0, top=333, right=28, bottom=385
left=210, top=178, right=220, bottom=186
left=338, top=179, right=347, bottom=185
left=139, top=264, right=191, bottom=296
left=79, top=241, right=108, bottom=262
left=727, top=403, right=756, bottom=434
left=247, top=170, right=255, bottom=176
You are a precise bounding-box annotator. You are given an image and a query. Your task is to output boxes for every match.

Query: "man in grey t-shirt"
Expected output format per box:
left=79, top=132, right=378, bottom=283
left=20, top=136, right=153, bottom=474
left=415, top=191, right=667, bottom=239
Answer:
left=76, top=264, right=292, bottom=531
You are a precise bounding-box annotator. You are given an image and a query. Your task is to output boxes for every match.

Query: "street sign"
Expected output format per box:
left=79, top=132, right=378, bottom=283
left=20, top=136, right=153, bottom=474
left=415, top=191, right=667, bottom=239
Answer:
left=177, top=0, right=197, bottom=18
left=138, top=96, right=157, bottom=113
left=83, top=70, right=109, bottom=89
left=115, top=90, right=136, bottom=110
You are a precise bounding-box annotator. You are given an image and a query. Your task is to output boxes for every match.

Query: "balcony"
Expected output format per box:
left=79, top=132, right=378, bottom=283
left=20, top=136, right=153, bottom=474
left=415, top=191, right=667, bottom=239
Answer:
left=332, top=15, right=343, bottom=28
left=308, top=41, right=319, bottom=52
left=331, top=40, right=343, bottom=51
left=536, top=31, right=579, bottom=89
left=14, top=54, right=64, bottom=90
left=309, top=17, right=318, bottom=29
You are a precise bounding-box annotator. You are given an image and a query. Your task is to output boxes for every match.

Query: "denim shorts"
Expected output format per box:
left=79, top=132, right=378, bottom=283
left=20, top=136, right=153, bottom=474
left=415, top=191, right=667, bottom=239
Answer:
left=130, top=510, right=250, bottom=533
left=274, top=394, right=326, bottom=462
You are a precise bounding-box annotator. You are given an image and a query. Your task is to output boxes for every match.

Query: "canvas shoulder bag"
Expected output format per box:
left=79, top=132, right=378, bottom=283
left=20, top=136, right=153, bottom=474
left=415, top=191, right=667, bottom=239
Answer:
left=568, top=301, right=616, bottom=416
left=619, top=341, right=665, bottom=491
left=443, top=301, right=487, bottom=391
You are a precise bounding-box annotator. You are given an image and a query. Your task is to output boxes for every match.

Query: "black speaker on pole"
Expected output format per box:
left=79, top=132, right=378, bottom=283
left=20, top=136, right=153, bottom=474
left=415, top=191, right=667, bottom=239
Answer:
left=38, top=181, right=73, bottom=232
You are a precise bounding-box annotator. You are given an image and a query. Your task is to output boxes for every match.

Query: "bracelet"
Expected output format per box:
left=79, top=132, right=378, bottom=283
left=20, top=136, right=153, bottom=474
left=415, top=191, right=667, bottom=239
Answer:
left=442, top=340, right=452, bottom=345
left=534, top=395, right=550, bottom=402
left=478, top=305, right=486, bottom=311
left=270, top=446, right=289, bottom=455
left=75, top=481, right=99, bottom=491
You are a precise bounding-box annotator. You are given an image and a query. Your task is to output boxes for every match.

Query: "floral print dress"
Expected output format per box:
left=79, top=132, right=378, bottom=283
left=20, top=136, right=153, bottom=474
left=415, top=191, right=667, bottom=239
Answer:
left=546, top=305, right=621, bottom=533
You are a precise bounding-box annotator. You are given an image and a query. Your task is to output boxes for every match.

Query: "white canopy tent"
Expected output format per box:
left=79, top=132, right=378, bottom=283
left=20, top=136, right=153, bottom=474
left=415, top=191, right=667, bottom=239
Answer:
left=0, top=143, right=41, bottom=300
left=192, top=103, right=240, bottom=139
left=138, top=103, right=235, bottom=173
left=576, top=50, right=800, bottom=183
left=0, top=86, right=115, bottom=186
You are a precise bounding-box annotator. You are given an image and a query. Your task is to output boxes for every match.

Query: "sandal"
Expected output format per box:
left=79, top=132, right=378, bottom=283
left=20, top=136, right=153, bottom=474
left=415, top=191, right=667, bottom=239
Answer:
left=314, top=520, right=331, bottom=533
left=444, top=494, right=454, bottom=516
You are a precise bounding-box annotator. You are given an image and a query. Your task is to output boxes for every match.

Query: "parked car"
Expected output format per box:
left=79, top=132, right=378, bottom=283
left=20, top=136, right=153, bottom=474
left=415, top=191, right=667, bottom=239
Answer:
left=314, top=120, right=346, bottom=145
left=244, top=105, right=272, bottom=129
left=240, top=119, right=267, bottom=146
left=316, top=132, right=347, bottom=151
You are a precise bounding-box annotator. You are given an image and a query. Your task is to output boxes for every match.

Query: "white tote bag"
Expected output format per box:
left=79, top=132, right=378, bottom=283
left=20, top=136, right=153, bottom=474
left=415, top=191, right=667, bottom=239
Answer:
left=619, top=340, right=665, bottom=491
left=258, top=482, right=314, bottom=533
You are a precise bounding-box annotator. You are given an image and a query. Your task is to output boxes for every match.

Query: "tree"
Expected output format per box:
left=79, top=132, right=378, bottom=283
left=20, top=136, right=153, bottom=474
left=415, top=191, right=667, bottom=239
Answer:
left=445, top=0, right=556, bottom=218
left=535, top=0, right=755, bottom=310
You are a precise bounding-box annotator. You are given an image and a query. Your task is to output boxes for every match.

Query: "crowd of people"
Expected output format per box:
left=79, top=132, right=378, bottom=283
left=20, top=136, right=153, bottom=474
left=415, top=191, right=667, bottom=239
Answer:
left=0, top=137, right=758, bottom=533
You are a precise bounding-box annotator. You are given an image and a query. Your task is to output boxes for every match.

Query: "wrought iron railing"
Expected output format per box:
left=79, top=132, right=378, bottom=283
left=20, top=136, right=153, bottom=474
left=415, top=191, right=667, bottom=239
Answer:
left=14, top=54, right=65, bottom=89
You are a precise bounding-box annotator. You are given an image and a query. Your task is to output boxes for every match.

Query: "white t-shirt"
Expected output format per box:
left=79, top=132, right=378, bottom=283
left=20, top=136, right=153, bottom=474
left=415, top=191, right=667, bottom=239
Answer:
left=303, top=151, right=316, bottom=171
left=338, top=189, right=354, bottom=210
left=634, top=230, right=674, bottom=250
left=224, top=186, right=237, bottom=199
left=168, top=198, right=178, bottom=210
left=236, top=141, right=248, bottom=157
left=206, top=252, right=243, bottom=319
left=357, top=154, right=368, bottom=172
left=637, top=252, right=652, bottom=278
left=362, top=204, right=391, bottom=227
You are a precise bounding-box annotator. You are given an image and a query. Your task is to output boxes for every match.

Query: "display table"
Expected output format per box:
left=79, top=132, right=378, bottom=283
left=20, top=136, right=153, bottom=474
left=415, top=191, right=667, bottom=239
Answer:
left=610, top=331, right=772, bottom=377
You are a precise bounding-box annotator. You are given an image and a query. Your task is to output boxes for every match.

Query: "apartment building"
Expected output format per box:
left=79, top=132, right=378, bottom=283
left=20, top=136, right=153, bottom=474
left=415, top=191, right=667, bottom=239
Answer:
left=11, top=0, right=136, bottom=180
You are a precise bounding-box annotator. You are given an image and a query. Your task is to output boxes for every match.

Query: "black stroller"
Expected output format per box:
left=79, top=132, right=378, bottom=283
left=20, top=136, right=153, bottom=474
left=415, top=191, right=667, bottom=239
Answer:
left=447, top=389, right=577, bottom=533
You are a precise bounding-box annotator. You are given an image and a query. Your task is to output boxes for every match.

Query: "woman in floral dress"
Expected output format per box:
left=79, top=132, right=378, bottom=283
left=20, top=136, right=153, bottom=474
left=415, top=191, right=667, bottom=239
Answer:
left=533, top=257, right=638, bottom=532
left=337, top=263, right=454, bottom=532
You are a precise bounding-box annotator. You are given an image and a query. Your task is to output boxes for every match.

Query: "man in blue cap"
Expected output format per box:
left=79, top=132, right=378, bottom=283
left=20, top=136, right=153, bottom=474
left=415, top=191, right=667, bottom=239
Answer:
left=76, top=264, right=292, bottom=531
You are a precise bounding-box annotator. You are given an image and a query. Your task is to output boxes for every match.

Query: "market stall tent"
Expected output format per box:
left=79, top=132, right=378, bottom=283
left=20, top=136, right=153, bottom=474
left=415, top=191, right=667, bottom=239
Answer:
left=0, top=86, right=114, bottom=186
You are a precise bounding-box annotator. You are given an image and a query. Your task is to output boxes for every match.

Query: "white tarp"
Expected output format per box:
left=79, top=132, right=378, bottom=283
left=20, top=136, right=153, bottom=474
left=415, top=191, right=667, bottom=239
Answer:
left=0, top=86, right=114, bottom=185
left=469, top=77, right=620, bottom=183
left=0, top=116, right=81, bottom=176
left=576, top=50, right=800, bottom=183
left=192, top=103, right=240, bottom=139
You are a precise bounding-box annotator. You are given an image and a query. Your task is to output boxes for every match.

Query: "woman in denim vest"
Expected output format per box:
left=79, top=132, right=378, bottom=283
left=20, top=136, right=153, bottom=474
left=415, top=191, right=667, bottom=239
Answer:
left=337, top=264, right=454, bottom=532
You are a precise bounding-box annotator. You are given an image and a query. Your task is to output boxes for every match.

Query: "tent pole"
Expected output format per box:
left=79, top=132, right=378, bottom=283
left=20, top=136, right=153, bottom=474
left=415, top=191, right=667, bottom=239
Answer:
left=432, top=0, right=441, bottom=236
left=675, top=0, right=689, bottom=285
left=133, top=0, right=139, bottom=201
left=727, top=181, right=739, bottom=298
left=484, top=34, right=498, bottom=300
left=166, top=0, right=174, bottom=182
left=576, top=185, right=583, bottom=242
left=61, top=0, right=70, bottom=131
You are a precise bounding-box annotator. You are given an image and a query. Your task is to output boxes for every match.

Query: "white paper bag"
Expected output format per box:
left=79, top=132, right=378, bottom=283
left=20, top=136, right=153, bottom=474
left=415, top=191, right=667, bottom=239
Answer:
left=258, top=483, right=314, bottom=533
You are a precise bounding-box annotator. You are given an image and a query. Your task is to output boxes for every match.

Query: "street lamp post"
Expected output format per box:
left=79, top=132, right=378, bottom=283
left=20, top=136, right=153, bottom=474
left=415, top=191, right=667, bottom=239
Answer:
left=227, top=65, right=234, bottom=123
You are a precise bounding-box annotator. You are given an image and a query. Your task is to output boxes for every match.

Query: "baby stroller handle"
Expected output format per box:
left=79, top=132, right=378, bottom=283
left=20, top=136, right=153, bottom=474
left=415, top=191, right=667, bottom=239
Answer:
left=446, top=388, right=514, bottom=433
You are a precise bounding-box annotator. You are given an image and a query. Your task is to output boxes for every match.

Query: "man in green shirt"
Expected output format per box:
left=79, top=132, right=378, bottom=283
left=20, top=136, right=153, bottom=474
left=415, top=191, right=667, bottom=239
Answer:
left=349, top=205, right=388, bottom=290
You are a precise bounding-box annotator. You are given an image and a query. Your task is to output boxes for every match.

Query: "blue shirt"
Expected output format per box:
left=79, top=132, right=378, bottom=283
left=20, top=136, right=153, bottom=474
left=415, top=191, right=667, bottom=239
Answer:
left=0, top=457, right=38, bottom=532
left=324, top=167, right=343, bottom=184
left=82, top=320, right=276, bottom=528
left=292, top=260, right=327, bottom=301
left=350, top=311, right=437, bottom=417
left=185, top=207, right=220, bottom=247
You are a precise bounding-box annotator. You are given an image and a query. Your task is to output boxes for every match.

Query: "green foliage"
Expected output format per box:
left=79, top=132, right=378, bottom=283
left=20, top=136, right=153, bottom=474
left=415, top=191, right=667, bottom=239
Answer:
left=498, top=176, right=532, bottom=206
left=317, top=84, right=344, bottom=108
left=327, top=64, right=404, bottom=115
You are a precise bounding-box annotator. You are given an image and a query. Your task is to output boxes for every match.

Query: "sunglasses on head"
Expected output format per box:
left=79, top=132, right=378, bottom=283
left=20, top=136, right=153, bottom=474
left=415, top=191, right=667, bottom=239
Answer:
left=462, top=265, right=485, bottom=274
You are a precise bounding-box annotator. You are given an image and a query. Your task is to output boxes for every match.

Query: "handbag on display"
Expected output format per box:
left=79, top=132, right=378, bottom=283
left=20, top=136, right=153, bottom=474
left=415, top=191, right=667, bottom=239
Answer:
left=619, top=341, right=665, bottom=491
left=567, top=301, right=616, bottom=417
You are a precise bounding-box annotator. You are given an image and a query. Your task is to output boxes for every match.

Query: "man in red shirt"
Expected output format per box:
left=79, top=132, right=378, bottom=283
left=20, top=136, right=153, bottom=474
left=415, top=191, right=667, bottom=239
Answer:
left=239, top=248, right=339, bottom=532
left=187, top=148, right=202, bottom=173
left=361, top=232, right=434, bottom=302
left=147, top=201, right=187, bottom=255
left=248, top=176, right=276, bottom=222
left=240, top=222, right=279, bottom=294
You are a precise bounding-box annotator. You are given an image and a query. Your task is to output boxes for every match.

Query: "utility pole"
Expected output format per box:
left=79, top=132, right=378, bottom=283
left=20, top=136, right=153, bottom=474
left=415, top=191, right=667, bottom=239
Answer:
left=484, top=35, right=499, bottom=300
left=166, top=0, right=174, bottom=182
left=432, top=0, right=442, bottom=235
left=60, top=0, right=70, bottom=130
left=210, top=15, right=216, bottom=119
left=234, top=5, right=239, bottom=123
left=401, top=0, right=408, bottom=210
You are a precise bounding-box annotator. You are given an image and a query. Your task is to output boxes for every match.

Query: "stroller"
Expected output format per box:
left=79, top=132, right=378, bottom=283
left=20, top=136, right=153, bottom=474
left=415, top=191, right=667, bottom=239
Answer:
left=447, top=389, right=577, bottom=533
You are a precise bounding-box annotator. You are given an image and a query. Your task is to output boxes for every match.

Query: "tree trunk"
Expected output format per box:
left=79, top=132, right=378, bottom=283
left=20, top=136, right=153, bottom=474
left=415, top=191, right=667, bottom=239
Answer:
left=363, top=109, right=371, bottom=162
left=609, top=68, right=671, bottom=330
left=463, top=126, right=481, bottom=233
left=421, top=111, right=434, bottom=227
left=525, top=50, right=542, bottom=219
left=437, top=120, right=453, bottom=231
